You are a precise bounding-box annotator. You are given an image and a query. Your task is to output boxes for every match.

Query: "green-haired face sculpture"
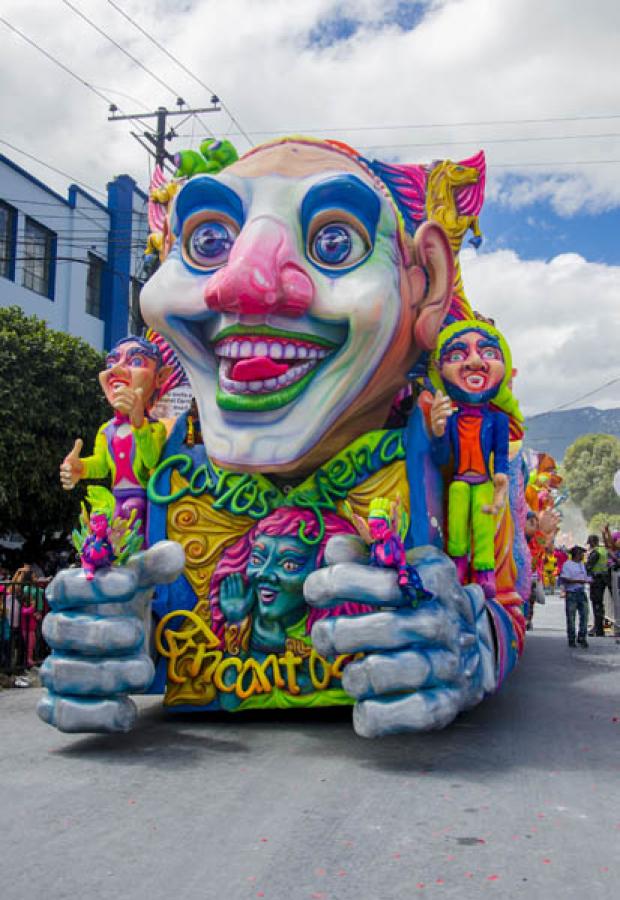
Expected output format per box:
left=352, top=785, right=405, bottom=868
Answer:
left=140, top=138, right=455, bottom=474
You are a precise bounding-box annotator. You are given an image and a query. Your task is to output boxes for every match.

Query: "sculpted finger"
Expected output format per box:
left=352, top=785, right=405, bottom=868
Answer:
left=125, top=540, right=185, bottom=588
left=43, top=612, right=144, bottom=656
left=66, top=438, right=83, bottom=460
left=304, top=563, right=404, bottom=609
left=342, top=648, right=460, bottom=699
left=409, top=547, right=476, bottom=624
left=353, top=688, right=463, bottom=738
left=37, top=693, right=137, bottom=734
left=40, top=653, right=154, bottom=696
left=311, top=604, right=458, bottom=657
left=323, top=534, right=369, bottom=566
left=48, top=567, right=139, bottom=610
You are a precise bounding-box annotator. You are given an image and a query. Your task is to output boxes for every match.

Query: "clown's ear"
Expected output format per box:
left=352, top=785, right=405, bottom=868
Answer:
left=407, top=222, right=454, bottom=352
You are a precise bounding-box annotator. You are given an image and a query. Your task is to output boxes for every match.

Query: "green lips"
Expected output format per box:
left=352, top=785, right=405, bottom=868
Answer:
left=214, top=325, right=339, bottom=412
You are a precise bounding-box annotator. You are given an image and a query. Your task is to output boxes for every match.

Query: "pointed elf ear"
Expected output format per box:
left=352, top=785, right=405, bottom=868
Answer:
left=404, top=222, right=455, bottom=352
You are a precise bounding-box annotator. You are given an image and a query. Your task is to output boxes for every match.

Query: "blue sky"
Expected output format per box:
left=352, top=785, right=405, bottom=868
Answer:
left=307, top=1, right=430, bottom=48
left=481, top=200, right=620, bottom=266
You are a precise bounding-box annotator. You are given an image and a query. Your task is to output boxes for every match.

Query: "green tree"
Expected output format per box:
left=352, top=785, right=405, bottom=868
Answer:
left=562, top=433, right=620, bottom=524
left=588, top=512, right=620, bottom=536
left=0, top=306, right=108, bottom=562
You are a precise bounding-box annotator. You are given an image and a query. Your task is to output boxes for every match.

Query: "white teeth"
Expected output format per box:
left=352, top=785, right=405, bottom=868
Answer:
left=230, top=341, right=239, bottom=357
left=309, top=348, right=318, bottom=359
left=240, top=340, right=252, bottom=358
left=219, top=358, right=318, bottom=395
left=270, top=343, right=283, bottom=359
left=255, top=341, right=268, bottom=357
left=284, top=344, right=296, bottom=360
left=298, top=346, right=308, bottom=359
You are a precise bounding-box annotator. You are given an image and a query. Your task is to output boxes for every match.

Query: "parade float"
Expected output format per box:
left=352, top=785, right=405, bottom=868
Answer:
left=39, top=136, right=531, bottom=737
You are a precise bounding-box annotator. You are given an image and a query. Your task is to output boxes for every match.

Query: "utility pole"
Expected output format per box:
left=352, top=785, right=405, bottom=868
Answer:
left=108, top=96, right=222, bottom=169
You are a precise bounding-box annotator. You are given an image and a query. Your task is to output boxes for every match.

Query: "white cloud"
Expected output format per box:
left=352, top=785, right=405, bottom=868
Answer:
left=1, top=0, right=620, bottom=206
left=1, top=0, right=618, bottom=414
left=461, top=248, right=620, bottom=415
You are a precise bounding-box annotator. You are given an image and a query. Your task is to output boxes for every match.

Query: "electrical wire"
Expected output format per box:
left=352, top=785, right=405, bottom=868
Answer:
left=1, top=16, right=114, bottom=108
left=60, top=0, right=216, bottom=142
left=528, top=376, right=620, bottom=417
left=0, top=138, right=107, bottom=198
left=107, top=0, right=253, bottom=148
left=214, top=112, right=620, bottom=137
left=0, top=17, right=146, bottom=146
left=358, top=132, right=620, bottom=151
left=60, top=0, right=180, bottom=102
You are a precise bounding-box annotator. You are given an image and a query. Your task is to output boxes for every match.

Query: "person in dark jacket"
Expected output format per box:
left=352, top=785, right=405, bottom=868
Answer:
left=586, top=534, right=610, bottom=636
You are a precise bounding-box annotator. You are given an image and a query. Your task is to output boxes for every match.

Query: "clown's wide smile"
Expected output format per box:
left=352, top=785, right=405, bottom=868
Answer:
left=213, top=324, right=342, bottom=411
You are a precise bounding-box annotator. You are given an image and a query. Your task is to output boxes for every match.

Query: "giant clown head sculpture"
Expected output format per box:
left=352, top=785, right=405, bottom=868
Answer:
left=141, top=138, right=455, bottom=474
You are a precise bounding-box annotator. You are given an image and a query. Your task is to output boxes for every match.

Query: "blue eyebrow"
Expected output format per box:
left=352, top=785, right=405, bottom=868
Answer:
left=477, top=336, right=500, bottom=349
left=301, top=175, right=381, bottom=242
left=441, top=340, right=469, bottom=357
left=172, top=176, right=244, bottom=235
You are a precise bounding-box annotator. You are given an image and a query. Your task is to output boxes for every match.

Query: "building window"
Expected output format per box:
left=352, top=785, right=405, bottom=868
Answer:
left=0, top=200, right=17, bottom=281
left=22, top=217, right=55, bottom=298
left=129, top=277, right=145, bottom=335
left=86, top=252, right=104, bottom=319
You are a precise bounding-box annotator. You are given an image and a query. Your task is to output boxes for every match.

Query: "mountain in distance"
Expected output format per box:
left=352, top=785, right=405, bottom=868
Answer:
left=524, top=406, right=620, bottom=460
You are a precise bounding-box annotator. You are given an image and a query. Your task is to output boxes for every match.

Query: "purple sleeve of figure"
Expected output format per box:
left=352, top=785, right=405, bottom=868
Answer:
left=392, top=534, right=407, bottom=568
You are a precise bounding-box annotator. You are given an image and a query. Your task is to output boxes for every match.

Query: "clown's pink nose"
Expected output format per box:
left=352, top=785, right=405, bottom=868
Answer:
left=204, top=218, right=314, bottom=316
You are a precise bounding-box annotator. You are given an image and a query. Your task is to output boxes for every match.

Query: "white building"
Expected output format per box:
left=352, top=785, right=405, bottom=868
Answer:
left=0, top=152, right=149, bottom=350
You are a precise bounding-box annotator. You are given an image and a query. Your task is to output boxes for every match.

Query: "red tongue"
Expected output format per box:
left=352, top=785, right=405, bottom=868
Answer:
left=231, top=356, right=289, bottom=381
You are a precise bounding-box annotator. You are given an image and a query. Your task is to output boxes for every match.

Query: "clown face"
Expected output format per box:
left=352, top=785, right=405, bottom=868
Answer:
left=99, top=340, right=162, bottom=409
left=438, top=328, right=506, bottom=406
left=141, top=141, right=452, bottom=473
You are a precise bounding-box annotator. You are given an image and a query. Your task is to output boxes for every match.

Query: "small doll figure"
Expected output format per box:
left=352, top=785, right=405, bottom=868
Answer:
left=347, top=497, right=432, bottom=607
left=80, top=513, right=116, bottom=581
left=73, top=488, right=144, bottom=581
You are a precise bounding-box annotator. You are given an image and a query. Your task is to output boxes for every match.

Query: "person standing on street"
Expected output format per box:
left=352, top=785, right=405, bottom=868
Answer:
left=586, top=535, right=609, bottom=637
left=559, top=546, right=591, bottom=648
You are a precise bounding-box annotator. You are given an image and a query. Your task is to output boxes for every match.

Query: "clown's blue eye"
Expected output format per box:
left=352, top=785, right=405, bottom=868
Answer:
left=129, top=355, right=146, bottom=367
left=186, top=220, right=238, bottom=268
left=309, top=221, right=369, bottom=269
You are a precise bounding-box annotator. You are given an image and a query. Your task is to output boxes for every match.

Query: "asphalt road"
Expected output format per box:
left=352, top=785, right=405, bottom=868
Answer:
left=1, top=595, right=619, bottom=900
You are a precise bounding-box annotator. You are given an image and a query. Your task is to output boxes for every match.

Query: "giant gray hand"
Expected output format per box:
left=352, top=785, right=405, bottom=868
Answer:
left=304, top=536, right=496, bottom=738
left=37, top=541, right=185, bottom=734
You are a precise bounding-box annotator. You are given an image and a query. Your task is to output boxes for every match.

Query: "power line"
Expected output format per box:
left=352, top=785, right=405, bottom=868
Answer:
left=529, top=376, right=620, bottom=417
left=107, top=0, right=254, bottom=149
left=0, top=138, right=107, bottom=198
left=60, top=0, right=182, bottom=103
left=0, top=16, right=146, bottom=144
left=0, top=16, right=114, bottom=108
left=213, top=112, right=620, bottom=137
left=490, top=159, right=620, bottom=168
left=358, top=132, right=620, bottom=152
left=60, top=0, right=217, bottom=143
